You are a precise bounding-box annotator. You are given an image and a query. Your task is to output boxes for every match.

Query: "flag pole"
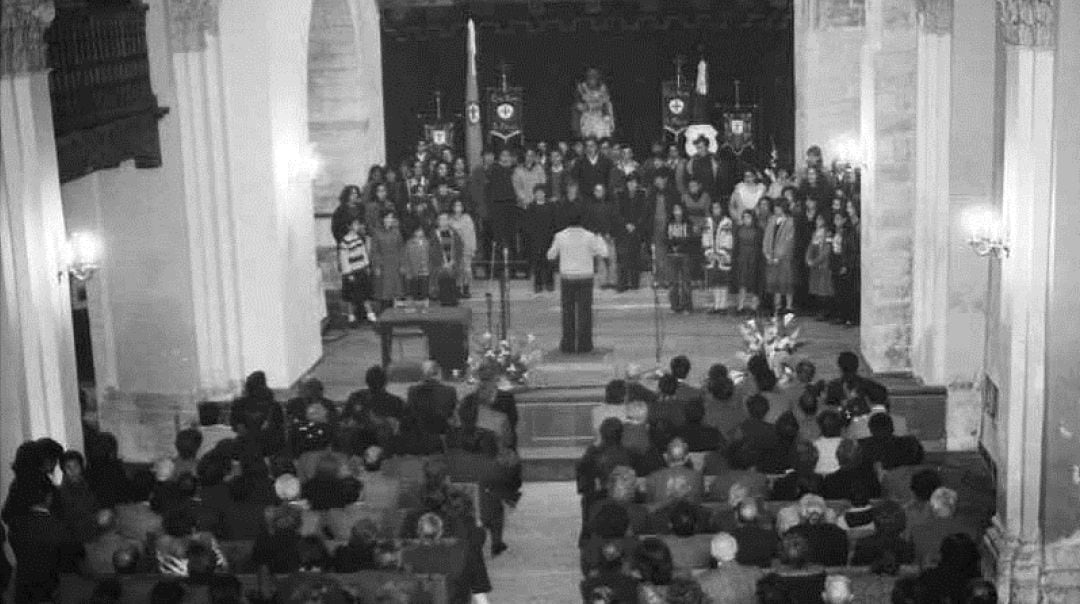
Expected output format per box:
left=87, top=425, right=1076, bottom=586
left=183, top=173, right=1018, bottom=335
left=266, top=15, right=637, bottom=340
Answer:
left=465, top=19, right=483, bottom=171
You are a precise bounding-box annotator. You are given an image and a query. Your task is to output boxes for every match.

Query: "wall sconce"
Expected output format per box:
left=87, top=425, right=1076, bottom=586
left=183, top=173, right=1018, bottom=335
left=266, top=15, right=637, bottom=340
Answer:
left=61, top=231, right=101, bottom=281
left=966, top=210, right=1010, bottom=259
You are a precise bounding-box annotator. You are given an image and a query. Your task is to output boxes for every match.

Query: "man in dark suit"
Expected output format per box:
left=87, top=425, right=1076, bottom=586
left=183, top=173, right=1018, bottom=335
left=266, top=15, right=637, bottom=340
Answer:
left=8, top=479, right=83, bottom=602
left=615, top=174, right=649, bottom=291
left=571, top=138, right=614, bottom=201
left=685, top=136, right=720, bottom=199
left=406, top=360, right=459, bottom=435
left=670, top=355, right=704, bottom=405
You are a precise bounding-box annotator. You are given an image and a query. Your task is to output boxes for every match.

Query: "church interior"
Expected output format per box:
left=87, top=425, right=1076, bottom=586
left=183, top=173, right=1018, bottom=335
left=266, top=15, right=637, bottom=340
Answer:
left=1, top=0, right=1077, bottom=602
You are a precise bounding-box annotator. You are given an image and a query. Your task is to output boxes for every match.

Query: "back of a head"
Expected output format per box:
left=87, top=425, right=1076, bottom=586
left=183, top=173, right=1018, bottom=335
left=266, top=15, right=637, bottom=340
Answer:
left=746, top=394, right=770, bottom=420
left=710, top=532, right=738, bottom=563
left=597, top=541, right=626, bottom=573
left=668, top=501, right=698, bottom=537
left=605, top=379, right=627, bottom=404
left=775, top=411, right=800, bottom=441
left=869, top=412, right=895, bottom=437
left=706, top=363, right=735, bottom=400
left=421, top=360, right=441, bottom=380
left=366, top=365, right=388, bottom=391
left=665, top=436, right=689, bottom=465
left=910, top=468, right=942, bottom=502
left=747, top=355, right=778, bottom=392
left=837, top=351, right=860, bottom=375
left=297, top=534, right=330, bottom=571
left=593, top=501, right=630, bottom=539
left=929, top=486, right=958, bottom=519
left=666, top=577, right=705, bottom=604
left=822, top=574, right=853, bottom=604
left=684, top=399, right=705, bottom=424
left=416, top=511, right=445, bottom=541
left=737, top=498, right=761, bottom=525
left=185, top=541, right=216, bottom=579
left=757, top=573, right=794, bottom=604
left=816, top=409, right=845, bottom=438
left=835, top=438, right=862, bottom=470
left=634, top=537, right=674, bottom=586
left=658, top=373, right=679, bottom=396
left=598, top=417, right=624, bottom=447
left=670, top=356, right=691, bottom=380
left=780, top=532, right=811, bottom=568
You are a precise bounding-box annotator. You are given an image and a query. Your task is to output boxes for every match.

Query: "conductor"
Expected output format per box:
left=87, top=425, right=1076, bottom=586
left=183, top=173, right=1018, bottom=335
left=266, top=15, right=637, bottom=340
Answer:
left=547, top=212, right=609, bottom=354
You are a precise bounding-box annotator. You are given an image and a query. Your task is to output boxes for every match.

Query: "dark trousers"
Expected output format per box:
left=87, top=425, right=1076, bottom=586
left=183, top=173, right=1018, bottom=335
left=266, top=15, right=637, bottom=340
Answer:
left=616, top=240, right=641, bottom=289
left=560, top=277, right=594, bottom=353
left=833, top=272, right=856, bottom=322
left=490, top=202, right=521, bottom=274
left=531, top=255, right=554, bottom=291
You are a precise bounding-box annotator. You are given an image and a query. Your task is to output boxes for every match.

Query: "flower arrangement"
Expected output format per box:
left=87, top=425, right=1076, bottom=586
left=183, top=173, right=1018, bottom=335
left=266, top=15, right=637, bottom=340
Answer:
left=467, top=331, right=542, bottom=385
left=737, top=313, right=802, bottom=377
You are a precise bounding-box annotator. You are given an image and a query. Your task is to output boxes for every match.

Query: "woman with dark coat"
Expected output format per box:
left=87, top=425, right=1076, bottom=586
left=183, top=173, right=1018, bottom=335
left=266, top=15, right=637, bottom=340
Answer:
left=370, top=210, right=405, bottom=308
left=732, top=209, right=763, bottom=314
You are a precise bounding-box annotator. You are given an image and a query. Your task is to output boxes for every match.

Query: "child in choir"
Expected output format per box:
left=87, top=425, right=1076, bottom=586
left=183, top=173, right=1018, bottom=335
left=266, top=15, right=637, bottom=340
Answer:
left=403, top=226, right=432, bottom=301
left=338, top=217, right=377, bottom=325
left=701, top=201, right=734, bottom=314
left=733, top=209, right=763, bottom=314
left=524, top=184, right=556, bottom=293
left=666, top=203, right=694, bottom=313
left=805, top=212, right=834, bottom=318
left=449, top=199, right=477, bottom=299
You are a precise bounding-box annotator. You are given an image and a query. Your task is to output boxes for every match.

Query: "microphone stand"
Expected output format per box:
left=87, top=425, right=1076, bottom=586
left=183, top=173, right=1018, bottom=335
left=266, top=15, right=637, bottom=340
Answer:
left=651, top=243, right=664, bottom=367
left=485, top=241, right=497, bottom=336
left=499, top=246, right=510, bottom=341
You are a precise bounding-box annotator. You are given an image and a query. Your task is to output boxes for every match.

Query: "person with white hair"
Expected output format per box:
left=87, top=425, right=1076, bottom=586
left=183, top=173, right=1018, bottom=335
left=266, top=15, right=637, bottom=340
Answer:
left=644, top=437, right=704, bottom=506
left=696, top=532, right=763, bottom=603
left=910, top=486, right=978, bottom=567
left=822, top=574, right=854, bottom=604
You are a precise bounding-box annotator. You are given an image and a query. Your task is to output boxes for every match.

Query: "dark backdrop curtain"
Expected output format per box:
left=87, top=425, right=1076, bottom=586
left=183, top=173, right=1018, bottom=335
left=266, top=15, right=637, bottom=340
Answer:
left=381, top=21, right=793, bottom=168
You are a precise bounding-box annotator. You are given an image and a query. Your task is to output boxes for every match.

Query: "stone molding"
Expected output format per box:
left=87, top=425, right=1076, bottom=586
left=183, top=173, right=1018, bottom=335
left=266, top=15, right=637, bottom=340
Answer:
left=998, top=0, right=1055, bottom=48
left=0, top=0, right=55, bottom=75
left=916, top=0, right=952, bottom=35
left=167, top=0, right=219, bottom=52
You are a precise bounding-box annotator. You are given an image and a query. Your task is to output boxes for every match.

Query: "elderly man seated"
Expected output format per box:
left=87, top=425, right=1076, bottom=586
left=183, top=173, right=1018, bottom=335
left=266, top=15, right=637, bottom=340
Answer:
left=730, top=499, right=780, bottom=568
left=909, top=487, right=978, bottom=567
left=645, top=437, right=704, bottom=507
left=784, top=494, right=848, bottom=567
left=696, top=532, right=763, bottom=603
left=821, top=574, right=855, bottom=604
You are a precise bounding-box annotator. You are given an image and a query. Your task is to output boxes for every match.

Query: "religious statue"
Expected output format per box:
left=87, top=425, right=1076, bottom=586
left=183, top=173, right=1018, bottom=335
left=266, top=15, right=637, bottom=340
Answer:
left=573, top=68, right=615, bottom=139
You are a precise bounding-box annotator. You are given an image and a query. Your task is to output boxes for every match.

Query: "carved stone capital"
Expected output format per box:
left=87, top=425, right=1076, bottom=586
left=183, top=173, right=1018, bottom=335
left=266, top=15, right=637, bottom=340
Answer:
left=1, top=0, right=56, bottom=75
left=167, top=0, right=219, bottom=52
left=917, top=0, right=952, bottom=35
left=998, top=0, right=1055, bottom=48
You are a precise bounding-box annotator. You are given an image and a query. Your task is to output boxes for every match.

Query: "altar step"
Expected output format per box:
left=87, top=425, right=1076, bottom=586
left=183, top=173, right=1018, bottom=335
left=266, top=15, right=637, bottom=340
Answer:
left=517, top=375, right=948, bottom=482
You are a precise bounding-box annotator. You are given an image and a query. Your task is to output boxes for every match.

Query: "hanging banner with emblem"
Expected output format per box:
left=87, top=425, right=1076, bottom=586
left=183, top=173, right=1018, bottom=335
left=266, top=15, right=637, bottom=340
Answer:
left=487, top=87, right=524, bottom=142
left=720, top=109, right=755, bottom=153
left=662, top=81, right=691, bottom=137
left=424, top=122, right=456, bottom=149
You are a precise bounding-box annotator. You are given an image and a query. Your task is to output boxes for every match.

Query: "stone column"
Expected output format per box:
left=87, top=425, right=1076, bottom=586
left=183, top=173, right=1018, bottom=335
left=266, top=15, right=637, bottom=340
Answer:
left=981, top=1, right=1060, bottom=601
left=164, top=0, right=244, bottom=398
left=0, top=0, right=83, bottom=492
left=793, top=0, right=864, bottom=166
left=858, top=0, right=918, bottom=373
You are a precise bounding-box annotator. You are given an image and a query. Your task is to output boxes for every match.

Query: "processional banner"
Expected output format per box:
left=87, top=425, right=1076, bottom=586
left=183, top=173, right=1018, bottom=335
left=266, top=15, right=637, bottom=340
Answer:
left=662, top=81, right=692, bottom=137
left=424, top=122, right=456, bottom=149
left=720, top=109, right=755, bottom=152
left=487, top=87, right=524, bottom=142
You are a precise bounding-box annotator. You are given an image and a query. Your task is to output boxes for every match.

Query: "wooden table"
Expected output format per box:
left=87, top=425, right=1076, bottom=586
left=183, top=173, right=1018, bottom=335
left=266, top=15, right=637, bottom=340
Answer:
left=374, top=306, right=472, bottom=374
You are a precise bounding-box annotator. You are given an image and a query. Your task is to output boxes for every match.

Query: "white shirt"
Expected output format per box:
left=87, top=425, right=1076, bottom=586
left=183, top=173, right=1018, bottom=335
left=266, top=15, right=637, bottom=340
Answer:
left=731, top=182, right=766, bottom=216
left=547, top=226, right=609, bottom=278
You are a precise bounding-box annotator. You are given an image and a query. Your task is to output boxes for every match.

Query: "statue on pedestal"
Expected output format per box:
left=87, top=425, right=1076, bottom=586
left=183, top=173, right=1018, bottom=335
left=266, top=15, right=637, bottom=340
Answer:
left=573, top=67, right=615, bottom=140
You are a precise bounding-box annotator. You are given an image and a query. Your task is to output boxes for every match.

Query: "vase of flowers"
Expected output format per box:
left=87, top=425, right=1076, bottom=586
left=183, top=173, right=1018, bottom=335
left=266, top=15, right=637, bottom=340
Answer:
left=467, top=331, right=542, bottom=387
left=736, top=313, right=802, bottom=379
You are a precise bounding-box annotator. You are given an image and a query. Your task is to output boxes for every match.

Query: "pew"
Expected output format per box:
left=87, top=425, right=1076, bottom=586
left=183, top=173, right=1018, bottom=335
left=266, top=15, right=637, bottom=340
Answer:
left=57, top=571, right=448, bottom=604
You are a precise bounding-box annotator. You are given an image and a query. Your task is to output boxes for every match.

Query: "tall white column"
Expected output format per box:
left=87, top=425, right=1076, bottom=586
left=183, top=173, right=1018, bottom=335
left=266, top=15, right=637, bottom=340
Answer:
left=0, top=0, right=83, bottom=494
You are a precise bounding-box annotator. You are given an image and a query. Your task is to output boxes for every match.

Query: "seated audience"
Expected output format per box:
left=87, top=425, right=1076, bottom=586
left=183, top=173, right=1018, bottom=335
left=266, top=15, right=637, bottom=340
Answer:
left=632, top=537, right=676, bottom=603
left=820, top=438, right=880, bottom=500
left=824, top=351, right=871, bottom=407
left=300, top=454, right=353, bottom=510
left=707, top=441, right=769, bottom=503
left=285, top=377, right=338, bottom=427
left=621, top=400, right=652, bottom=455
left=772, top=532, right=827, bottom=604
left=252, top=504, right=303, bottom=574
left=850, top=500, right=915, bottom=571
left=407, top=360, right=459, bottom=435
left=731, top=499, right=780, bottom=568
left=114, top=470, right=163, bottom=545
left=58, top=449, right=98, bottom=542
left=85, top=433, right=131, bottom=510
left=577, top=418, right=635, bottom=524
left=192, top=454, right=231, bottom=538
left=659, top=501, right=715, bottom=570
left=812, top=409, right=845, bottom=475
left=580, top=541, right=640, bottom=604
left=769, top=439, right=824, bottom=501
left=401, top=512, right=472, bottom=604
left=645, top=437, right=704, bottom=506
left=651, top=373, right=689, bottom=428
left=678, top=398, right=726, bottom=453
left=916, top=533, right=983, bottom=603
left=759, top=411, right=801, bottom=474
left=593, top=379, right=630, bottom=435
left=909, top=486, right=978, bottom=567
left=332, top=518, right=379, bottom=572
left=697, top=532, right=764, bottom=603
left=792, top=381, right=824, bottom=441
left=153, top=507, right=227, bottom=576
left=581, top=501, right=637, bottom=576
left=587, top=465, right=651, bottom=537
left=733, top=394, right=781, bottom=454
left=785, top=494, right=848, bottom=566
left=702, top=363, right=744, bottom=441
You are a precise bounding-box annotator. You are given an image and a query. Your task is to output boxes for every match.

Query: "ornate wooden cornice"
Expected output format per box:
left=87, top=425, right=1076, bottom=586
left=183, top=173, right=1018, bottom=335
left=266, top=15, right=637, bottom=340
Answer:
left=917, top=0, right=953, bottom=35
left=1, top=0, right=55, bottom=75
left=998, top=0, right=1055, bottom=48
left=166, top=0, right=219, bottom=52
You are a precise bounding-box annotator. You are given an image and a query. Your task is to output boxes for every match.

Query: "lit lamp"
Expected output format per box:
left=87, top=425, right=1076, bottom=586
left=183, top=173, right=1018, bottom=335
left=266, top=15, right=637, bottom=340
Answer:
left=61, top=231, right=101, bottom=281
left=967, top=211, right=1010, bottom=259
